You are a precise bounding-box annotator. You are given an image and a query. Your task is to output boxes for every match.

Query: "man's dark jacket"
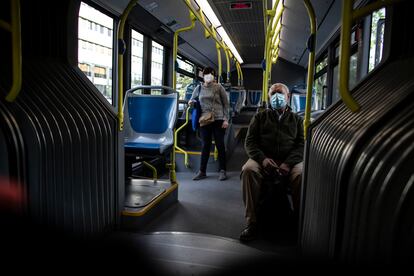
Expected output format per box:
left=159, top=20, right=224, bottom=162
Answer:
left=244, top=107, right=304, bottom=166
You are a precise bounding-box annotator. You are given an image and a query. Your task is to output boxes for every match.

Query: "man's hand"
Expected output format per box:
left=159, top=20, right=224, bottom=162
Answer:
left=278, top=163, right=290, bottom=176
left=222, top=120, right=229, bottom=129
left=262, top=158, right=279, bottom=175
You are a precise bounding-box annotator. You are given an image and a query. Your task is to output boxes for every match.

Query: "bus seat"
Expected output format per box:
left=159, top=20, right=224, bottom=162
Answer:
left=230, top=90, right=239, bottom=112
left=184, top=82, right=200, bottom=101
left=247, top=90, right=261, bottom=106
left=229, top=88, right=246, bottom=115
left=124, top=93, right=178, bottom=156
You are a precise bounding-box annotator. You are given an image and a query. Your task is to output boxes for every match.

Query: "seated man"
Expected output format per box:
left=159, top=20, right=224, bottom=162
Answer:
left=239, top=83, right=304, bottom=242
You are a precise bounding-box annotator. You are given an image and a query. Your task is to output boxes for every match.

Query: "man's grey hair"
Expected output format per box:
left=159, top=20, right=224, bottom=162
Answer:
left=270, top=83, right=290, bottom=94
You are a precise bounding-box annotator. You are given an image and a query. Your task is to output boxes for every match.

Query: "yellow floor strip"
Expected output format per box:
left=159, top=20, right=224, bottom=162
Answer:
left=122, top=182, right=178, bottom=217
left=176, top=151, right=214, bottom=156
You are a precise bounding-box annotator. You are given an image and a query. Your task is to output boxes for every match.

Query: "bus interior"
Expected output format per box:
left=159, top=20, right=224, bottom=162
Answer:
left=1, top=0, right=414, bottom=273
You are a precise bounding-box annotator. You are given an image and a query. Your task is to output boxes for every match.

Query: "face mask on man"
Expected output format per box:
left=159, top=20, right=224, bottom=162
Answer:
left=203, top=74, right=214, bottom=83
left=270, top=92, right=287, bottom=109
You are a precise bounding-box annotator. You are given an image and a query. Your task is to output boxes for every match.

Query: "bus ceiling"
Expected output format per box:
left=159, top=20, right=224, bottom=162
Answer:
left=91, top=0, right=342, bottom=68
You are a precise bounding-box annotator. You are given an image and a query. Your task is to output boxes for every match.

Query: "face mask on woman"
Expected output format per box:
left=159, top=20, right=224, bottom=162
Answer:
left=203, top=74, right=214, bottom=83
left=270, top=92, right=287, bottom=110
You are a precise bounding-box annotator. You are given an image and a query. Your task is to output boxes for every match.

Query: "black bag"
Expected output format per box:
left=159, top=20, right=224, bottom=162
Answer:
left=191, top=97, right=202, bottom=131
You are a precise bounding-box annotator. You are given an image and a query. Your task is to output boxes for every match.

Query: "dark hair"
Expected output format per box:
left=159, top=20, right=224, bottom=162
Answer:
left=203, top=67, right=215, bottom=76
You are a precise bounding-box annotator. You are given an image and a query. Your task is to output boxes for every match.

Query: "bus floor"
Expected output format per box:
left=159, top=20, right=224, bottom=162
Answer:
left=112, top=143, right=299, bottom=274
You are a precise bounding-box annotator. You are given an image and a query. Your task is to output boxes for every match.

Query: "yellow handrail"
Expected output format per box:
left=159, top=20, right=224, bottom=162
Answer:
left=173, top=12, right=196, bottom=90
left=117, top=0, right=139, bottom=131
left=303, top=0, right=316, bottom=140
left=172, top=13, right=196, bottom=172
left=143, top=161, right=157, bottom=180
left=174, top=106, right=191, bottom=167
left=237, top=62, right=244, bottom=86
left=262, top=0, right=279, bottom=105
left=234, top=58, right=240, bottom=86
left=216, top=43, right=222, bottom=81
left=339, top=0, right=359, bottom=113
left=262, top=0, right=283, bottom=105
left=224, top=47, right=231, bottom=83
left=3, top=0, right=22, bottom=102
left=339, top=0, right=398, bottom=112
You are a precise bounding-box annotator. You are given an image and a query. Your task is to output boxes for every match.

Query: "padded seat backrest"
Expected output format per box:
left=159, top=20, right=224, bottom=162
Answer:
left=123, top=92, right=178, bottom=154
left=248, top=90, right=261, bottom=106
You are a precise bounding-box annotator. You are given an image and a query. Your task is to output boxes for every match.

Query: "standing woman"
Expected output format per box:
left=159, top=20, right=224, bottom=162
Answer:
left=189, top=67, right=230, bottom=181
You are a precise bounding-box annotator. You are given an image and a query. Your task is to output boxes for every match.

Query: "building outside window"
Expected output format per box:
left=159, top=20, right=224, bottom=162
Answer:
left=314, top=73, right=327, bottom=110
left=131, top=30, right=144, bottom=88
left=369, top=8, right=386, bottom=72
left=151, top=41, right=164, bottom=86
left=176, top=56, right=195, bottom=100
left=78, top=2, right=113, bottom=104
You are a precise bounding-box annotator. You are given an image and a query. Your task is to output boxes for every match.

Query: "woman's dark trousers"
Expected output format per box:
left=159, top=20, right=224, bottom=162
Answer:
left=199, top=120, right=226, bottom=172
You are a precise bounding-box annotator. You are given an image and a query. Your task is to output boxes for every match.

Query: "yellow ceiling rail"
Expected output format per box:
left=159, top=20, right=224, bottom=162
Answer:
left=234, top=57, right=241, bottom=86
left=117, top=0, right=139, bottom=131
left=262, top=0, right=279, bottom=105
left=271, top=48, right=280, bottom=64
left=303, top=0, right=316, bottom=140
left=339, top=0, right=398, bottom=113
left=237, top=62, right=243, bottom=86
left=262, top=0, right=283, bottom=105
left=211, top=27, right=223, bottom=80
left=182, top=0, right=228, bottom=54
left=173, top=12, right=196, bottom=89
left=2, top=0, right=22, bottom=102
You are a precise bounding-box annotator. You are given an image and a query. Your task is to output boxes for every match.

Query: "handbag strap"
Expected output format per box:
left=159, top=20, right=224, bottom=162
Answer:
left=199, top=84, right=218, bottom=112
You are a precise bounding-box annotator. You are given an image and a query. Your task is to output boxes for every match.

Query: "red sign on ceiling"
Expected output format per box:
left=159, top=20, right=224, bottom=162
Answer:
left=230, top=2, right=252, bottom=10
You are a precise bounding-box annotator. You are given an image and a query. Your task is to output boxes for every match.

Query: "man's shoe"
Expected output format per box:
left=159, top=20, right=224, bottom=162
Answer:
left=219, top=170, right=227, bottom=181
left=193, top=171, right=207, bottom=181
left=239, top=223, right=258, bottom=242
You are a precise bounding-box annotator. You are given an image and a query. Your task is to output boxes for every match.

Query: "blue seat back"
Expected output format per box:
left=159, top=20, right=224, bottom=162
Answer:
left=128, top=96, right=175, bottom=134
left=123, top=91, right=178, bottom=154
left=248, top=90, right=262, bottom=106
left=184, top=82, right=200, bottom=101
left=290, top=84, right=316, bottom=113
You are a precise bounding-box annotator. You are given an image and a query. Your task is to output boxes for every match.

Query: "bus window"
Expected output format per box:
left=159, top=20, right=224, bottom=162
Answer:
left=332, top=65, right=340, bottom=104
left=314, top=73, right=327, bottom=110
left=316, top=57, right=328, bottom=74
left=176, top=74, right=194, bottom=100
left=177, top=57, right=194, bottom=73
left=349, top=52, right=358, bottom=89
left=176, top=56, right=196, bottom=100
left=314, top=56, right=328, bottom=110
left=332, top=52, right=358, bottom=104
left=369, top=8, right=386, bottom=72
left=151, top=41, right=164, bottom=86
left=78, top=2, right=114, bottom=104
left=131, top=30, right=144, bottom=88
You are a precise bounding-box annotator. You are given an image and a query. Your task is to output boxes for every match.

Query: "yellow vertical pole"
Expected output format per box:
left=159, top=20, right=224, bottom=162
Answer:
left=224, top=47, right=231, bottom=83
left=238, top=62, right=244, bottom=86
left=171, top=12, right=196, bottom=182
left=117, top=0, right=139, bottom=131
left=263, top=0, right=282, bottom=106
left=216, top=43, right=222, bottom=82
left=338, top=0, right=360, bottom=112
left=4, top=0, right=22, bottom=102
left=235, top=59, right=241, bottom=86
left=303, top=0, right=317, bottom=140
